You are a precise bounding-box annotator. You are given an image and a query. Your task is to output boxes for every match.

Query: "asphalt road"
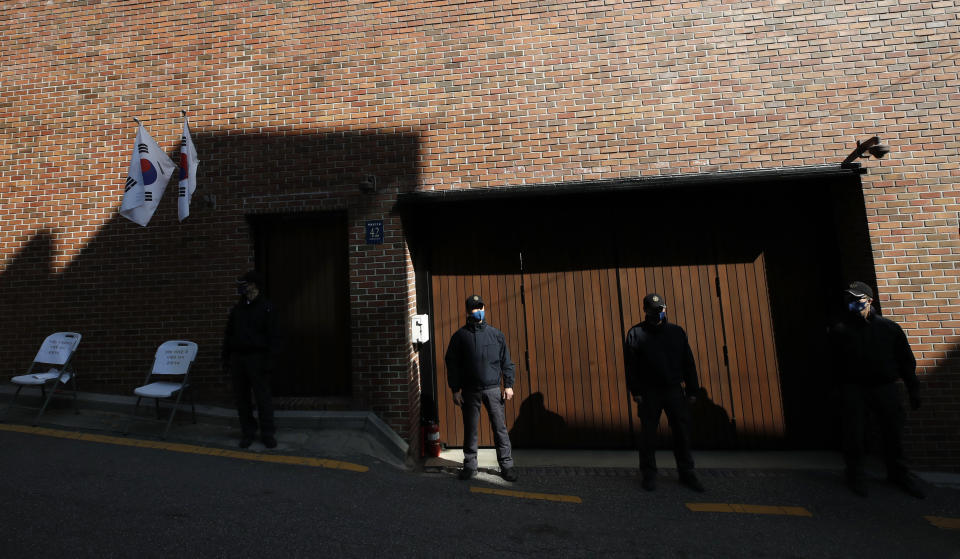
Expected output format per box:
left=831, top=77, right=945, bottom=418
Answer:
left=2, top=429, right=958, bottom=558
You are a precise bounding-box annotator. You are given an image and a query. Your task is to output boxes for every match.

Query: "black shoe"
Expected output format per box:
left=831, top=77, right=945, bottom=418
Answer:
left=458, top=468, right=477, bottom=480
left=680, top=471, right=705, bottom=493
left=262, top=434, right=277, bottom=449
left=892, top=475, right=925, bottom=499
left=239, top=436, right=254, bottom=449
left=501, top=468, right=518, bottom=482
left=641, top=474, right=656, bottom=491
left=847, top=477, right=868, bottom=497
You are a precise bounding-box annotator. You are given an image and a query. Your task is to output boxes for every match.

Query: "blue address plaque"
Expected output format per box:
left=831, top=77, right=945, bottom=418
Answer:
left=365, top=219, right=384, bottom=245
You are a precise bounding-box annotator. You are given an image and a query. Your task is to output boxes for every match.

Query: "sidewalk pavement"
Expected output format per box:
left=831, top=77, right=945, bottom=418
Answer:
left=0, top=385, right=410, bottom=470
left=2, top=385, right=958, bottom=488
left=424, top=449, right=960, bottom=489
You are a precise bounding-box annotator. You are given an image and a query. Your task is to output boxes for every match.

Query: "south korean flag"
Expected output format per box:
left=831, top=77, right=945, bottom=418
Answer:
left=177, top=116, right=198, bottom=222
left=120, top=123, right=175, bottom=226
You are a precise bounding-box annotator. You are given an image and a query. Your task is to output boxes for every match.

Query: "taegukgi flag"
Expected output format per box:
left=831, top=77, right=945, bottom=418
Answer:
left=177, top=116, right=198, bottom=222
left=120, top=123, right=175, bottom=226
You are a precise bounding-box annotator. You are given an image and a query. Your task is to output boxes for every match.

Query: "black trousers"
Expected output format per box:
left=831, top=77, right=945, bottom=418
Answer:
left=461, top=386, right=513, bottom=471
left=841, top=382, right=908, bottom=480
left=639, top=385, right=694, bottom=475
left=230, top=353, right=275, bottom=438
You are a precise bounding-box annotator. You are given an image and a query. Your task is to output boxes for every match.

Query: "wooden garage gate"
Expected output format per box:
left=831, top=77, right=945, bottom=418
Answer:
left=426, top=192, right=785, bottom=449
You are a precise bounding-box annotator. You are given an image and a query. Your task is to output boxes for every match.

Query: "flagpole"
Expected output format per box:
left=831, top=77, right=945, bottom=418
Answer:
left=178, top=111, right=186, bottom=180
left=132, top=117, right=140, bottom=124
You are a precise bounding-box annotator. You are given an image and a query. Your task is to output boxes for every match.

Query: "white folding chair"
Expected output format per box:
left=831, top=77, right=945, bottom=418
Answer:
left=124, top=340, right=198, bottom=439
left=4, top=332, right=82, bottom=424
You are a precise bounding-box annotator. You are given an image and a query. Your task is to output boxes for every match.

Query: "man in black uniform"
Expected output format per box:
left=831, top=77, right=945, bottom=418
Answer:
left=623, top=293, right=704, bottom=492
left=222, top=270, right=281, bottom=449
left=829, top=281, right=924, bottom=498
left=445, top=294, right=518, bottom=482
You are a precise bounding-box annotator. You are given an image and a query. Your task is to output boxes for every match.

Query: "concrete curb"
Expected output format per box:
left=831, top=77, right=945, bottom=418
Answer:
left=0, top=385, right=410, bottom=463
left=3, top=386, right=955, bottom=481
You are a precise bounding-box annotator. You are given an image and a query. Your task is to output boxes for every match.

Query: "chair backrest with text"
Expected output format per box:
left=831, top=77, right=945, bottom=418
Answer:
left=33, top=332, right=82, bottom=367
left=152, top=341, right=198, bottom=376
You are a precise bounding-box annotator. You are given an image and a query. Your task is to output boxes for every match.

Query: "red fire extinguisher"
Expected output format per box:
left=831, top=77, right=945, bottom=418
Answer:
left=422, top=421, right=441, bottom=458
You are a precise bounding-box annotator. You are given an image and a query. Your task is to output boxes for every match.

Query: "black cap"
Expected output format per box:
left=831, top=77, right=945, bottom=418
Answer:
left=845, top=281, right=874, bottom=300
left=239, top=270, right=265, bottom=287
left=465, top=294, right=485, bottom=311
left=642, top=293, right=666, bottom=311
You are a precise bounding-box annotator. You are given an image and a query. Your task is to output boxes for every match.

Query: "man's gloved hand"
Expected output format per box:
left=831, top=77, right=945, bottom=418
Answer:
left=909, top=393, right=921, bottom=411
left=452, top=391, right=463, bottom=407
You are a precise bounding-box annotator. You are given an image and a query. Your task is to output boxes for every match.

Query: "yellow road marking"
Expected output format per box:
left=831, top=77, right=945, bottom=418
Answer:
left=687, top=502, right=812, bottom=517
left=0, top=422, right=368, bottom=472
left=925, top=516, right=960, bottom=530
left=470, top=486, right=582, bottom=503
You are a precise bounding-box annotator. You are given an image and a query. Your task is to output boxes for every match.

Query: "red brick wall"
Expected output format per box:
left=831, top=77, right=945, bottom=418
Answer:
left=1, top=1, right=957, bottom=465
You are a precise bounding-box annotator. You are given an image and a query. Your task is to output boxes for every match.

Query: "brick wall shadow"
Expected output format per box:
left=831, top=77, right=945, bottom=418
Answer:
left=0, top=129, right=420, bottom=404
left=906, top=346, right=960, bottom=472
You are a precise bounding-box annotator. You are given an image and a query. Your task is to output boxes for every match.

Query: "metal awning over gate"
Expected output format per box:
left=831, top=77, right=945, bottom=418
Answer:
left=397, top=165, right=859, bottom=208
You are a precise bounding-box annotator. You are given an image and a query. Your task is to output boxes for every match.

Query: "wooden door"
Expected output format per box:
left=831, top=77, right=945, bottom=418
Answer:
left=513, top=213, right=632, bottom=448
left=616, top=201, right=784, bottom=448
left=617, top=259, right=782, bottom=448
left=714, top=255, right=784, bottom=445
left=254, top=213, right=351, bottom=396
left=518, top=265, right=631, bottom=447
left=712, top=202, right=786, bottom=446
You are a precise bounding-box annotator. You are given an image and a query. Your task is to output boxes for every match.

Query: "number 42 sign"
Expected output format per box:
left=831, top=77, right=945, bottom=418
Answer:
left=365, top=220, right=384, bottom=245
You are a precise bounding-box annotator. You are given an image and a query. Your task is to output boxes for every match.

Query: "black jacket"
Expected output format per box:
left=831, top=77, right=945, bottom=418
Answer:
left=222, top=294, right=281, bottom=367
left=623, top=320, right=699, bottom=395
left=828, top=310, right=919, bottom=396
left=445, top=319, right=515, bottom=392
